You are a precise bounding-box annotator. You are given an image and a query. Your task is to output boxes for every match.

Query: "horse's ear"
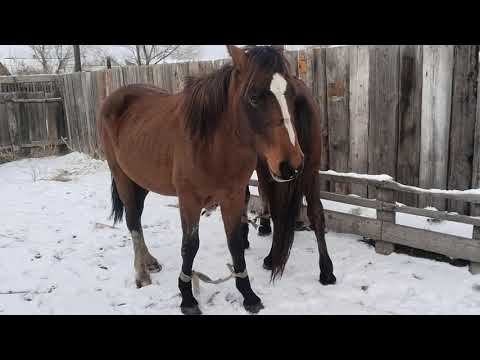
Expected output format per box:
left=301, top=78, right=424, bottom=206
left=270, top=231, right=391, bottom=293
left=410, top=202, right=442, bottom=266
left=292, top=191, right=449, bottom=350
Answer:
left=226, top=45, right=247, bottom=71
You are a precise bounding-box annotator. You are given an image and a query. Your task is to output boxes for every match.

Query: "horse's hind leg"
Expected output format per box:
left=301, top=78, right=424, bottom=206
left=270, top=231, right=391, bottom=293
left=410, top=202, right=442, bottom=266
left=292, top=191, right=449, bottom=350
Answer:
left=304, top=172, right=336, bottom=285
left=256, top=165, right=272, bottom=237
left=112, top=168, right=160, bottom=288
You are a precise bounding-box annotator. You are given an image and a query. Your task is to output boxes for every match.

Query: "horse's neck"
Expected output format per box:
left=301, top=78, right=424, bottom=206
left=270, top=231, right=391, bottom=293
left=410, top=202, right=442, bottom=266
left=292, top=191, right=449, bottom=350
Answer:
left=185, top=116, right=256, bottom=179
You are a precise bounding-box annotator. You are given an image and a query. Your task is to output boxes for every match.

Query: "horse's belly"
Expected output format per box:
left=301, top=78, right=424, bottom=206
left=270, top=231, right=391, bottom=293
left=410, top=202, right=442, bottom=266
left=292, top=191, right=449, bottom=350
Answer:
left=116, top=143, right=177, bottom=196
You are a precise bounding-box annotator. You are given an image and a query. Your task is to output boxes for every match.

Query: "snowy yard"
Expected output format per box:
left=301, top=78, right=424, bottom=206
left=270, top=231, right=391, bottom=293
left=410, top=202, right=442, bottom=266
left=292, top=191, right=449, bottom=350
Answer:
left=1, top=152, right=480, bottom=315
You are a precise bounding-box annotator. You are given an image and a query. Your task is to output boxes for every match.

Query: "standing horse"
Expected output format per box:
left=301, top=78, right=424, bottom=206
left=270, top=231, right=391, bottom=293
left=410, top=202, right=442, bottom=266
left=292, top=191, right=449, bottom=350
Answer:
left=98, top=45, right=304, bottom=315
left=243, top=76, right=337, bottom=285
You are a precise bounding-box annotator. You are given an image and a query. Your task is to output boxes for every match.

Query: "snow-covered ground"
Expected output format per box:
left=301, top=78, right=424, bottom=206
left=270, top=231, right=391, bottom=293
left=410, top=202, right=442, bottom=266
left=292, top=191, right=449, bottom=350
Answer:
left=1, top=153, right=480, bottom=315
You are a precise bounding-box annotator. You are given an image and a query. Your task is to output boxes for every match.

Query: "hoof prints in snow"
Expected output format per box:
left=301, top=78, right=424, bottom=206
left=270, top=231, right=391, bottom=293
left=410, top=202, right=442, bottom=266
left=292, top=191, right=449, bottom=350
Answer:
left=0, top=152, right=480, bottom=314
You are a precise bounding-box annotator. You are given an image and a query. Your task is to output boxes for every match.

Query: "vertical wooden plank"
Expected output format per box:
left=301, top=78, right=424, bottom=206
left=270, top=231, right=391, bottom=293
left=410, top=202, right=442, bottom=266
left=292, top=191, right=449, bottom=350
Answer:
left=326, top=46, right=350, bottom=194
left=297, top=49, right=314, bottom=91
left=396, top=45, right=423, bottom=207
left=375, top=187, right=396, bottom=255
left=139, top=65, right=149, bottom=84
left=187, top=61, right=201, bottom=78
left=105, top=69, right=113, bottom=96
left=0, top=98, right=12, bottom=146
left=147, top=65, right=155, bottom=84
left=69, top=73, right=81, bottom=152
left=349, top=45, right=369, bottom=197
left=368, top=45, right=400, bottom=199
left=447, top=45, right=479, bottom=215
left=151, top=64, right=163, bottom=88
left=173, top=62, right=189, bottom=93
left=419, top=45, right=454, bottom=211
left=312, top=48, right=330, bottom=192
left=285, top=50, right=298, bottom=76
left=60, top=75, right=74, bottom=147
left=5, top=99, right=19, bottom=149
left=471, top=48, right=480, bottom=217
left=45, top=101, right=58, bottom=142
left=81, top=71, right=94, bottom=155
left=470, top=226, right=480, bottom=274
left=162, top=63, right=174, bottom=93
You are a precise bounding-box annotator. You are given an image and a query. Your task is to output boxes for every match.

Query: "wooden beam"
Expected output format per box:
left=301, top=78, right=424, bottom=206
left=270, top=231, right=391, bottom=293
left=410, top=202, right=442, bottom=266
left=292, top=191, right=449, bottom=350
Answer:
left=318, top=171, right=480, bottom=204
left=0, top=74, right=59, bottom=83
left=0, top=98, right=62, bottom=104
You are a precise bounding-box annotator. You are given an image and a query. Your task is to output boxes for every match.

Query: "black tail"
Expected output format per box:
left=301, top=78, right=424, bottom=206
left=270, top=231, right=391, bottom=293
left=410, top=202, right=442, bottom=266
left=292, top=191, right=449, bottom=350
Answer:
left=110, top=178, right=124, bottom=225
left=264, top=173, right=304, bottom=281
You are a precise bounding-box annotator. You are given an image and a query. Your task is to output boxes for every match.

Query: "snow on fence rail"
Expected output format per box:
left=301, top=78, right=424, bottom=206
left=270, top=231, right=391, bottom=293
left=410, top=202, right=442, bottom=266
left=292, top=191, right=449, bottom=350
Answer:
left=248, top=170, right=480, bottom=275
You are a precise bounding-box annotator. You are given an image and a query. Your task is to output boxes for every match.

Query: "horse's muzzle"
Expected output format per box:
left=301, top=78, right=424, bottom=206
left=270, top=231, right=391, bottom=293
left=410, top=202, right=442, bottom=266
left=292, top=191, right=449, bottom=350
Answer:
left=270, top=159, right=304, bottom=183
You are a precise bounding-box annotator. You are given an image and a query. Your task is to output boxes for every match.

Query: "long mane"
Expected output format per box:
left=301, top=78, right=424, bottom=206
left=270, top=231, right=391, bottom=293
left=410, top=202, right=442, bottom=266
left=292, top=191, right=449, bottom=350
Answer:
left=182, top=64, right=234, bottom=140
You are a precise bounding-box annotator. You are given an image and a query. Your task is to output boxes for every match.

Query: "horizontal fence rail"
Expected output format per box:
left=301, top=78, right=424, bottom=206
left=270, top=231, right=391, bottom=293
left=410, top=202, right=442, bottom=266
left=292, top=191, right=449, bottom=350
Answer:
left=249, top=170, right=480, bottom=274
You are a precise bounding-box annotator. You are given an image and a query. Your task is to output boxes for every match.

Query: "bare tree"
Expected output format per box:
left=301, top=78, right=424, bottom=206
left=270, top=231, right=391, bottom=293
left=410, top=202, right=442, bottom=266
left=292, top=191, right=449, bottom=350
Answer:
left=28, top=45, right=73, bottom=74
left=121, top=45, right=200, bottom=65
left=80, top=46, right=124, bottom=69
left=11, top=60, right=45, bottom=75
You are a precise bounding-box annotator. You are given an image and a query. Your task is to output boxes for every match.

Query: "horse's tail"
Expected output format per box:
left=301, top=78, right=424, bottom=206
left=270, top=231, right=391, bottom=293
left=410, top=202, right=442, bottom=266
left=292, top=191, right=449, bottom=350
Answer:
left=110, top=177, right=124, bottom=225
left=263, top=171, right=304, bottom=281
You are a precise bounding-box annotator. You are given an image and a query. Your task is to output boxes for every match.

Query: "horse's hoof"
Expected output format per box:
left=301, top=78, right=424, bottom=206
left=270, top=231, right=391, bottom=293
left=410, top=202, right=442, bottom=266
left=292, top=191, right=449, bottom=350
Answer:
left=263, top=256, right=273, bottom=271
left=319, top=273, right=336, bottom=286
left=135, top=275, right=152, bottom=288
left=294, top=222, right=311, bottom=232
left=244, top=300, right=264, bottom=314
left=181, top=305, right=202, bottom=315
left=147, top=261, right=162, bottom=273
left=258, top=225, right=272, bottom=237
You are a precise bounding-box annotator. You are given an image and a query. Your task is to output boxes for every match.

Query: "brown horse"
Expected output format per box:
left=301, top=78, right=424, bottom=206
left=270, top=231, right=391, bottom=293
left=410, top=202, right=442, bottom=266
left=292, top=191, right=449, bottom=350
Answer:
left=243, top=76, right=336, bottom=284
left=97, top=45, right=304, bottom=315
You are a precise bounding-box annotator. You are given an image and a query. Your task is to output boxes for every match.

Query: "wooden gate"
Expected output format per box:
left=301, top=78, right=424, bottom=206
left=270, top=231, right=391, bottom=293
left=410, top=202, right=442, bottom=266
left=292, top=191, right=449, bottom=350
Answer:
left=0, top=75, right=67, bottom=161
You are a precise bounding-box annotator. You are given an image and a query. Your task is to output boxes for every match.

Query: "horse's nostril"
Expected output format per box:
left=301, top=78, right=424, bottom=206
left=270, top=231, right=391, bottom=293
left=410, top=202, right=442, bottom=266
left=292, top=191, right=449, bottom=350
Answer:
left=279, top=161, right=295, bottom=180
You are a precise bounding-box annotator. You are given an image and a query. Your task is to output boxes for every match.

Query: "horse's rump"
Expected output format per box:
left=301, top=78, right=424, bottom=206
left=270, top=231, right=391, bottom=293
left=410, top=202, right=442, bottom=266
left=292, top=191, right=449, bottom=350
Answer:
left=100, top=84, right=170, bottom=121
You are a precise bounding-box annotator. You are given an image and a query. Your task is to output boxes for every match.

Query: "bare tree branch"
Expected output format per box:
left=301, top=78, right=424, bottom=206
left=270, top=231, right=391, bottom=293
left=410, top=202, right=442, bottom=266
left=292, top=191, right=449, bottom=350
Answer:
left=27, top=45, right=74, bottom=74
left=120, top=45, right=200, bottom=65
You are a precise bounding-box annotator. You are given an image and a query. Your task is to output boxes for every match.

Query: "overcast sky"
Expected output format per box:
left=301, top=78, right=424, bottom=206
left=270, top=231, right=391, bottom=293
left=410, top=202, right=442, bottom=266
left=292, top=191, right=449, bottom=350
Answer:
left=0, top=45, right=310, bottom=62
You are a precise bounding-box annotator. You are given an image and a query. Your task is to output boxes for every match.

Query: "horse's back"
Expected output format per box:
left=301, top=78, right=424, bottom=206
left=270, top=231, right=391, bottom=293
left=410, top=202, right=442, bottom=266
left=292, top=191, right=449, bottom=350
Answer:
left=100, top=83, right=169, bottom=121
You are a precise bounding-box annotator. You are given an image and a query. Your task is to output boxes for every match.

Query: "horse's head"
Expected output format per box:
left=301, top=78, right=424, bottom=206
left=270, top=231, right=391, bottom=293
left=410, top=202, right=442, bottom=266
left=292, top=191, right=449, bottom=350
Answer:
left=227, top=45, right=304, bottom=182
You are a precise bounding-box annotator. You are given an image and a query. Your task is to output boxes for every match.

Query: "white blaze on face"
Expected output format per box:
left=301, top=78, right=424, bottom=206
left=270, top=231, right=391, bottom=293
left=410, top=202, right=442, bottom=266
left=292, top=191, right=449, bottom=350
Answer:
left=270, top=73, right=295, bottom=145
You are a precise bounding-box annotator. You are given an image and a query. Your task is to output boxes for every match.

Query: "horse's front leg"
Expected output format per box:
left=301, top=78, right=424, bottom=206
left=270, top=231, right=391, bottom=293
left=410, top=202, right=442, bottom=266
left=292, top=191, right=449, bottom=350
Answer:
left=241, top=186, right=251, bottom=250
left=177, top=195, right=203, bottom=315
left=221, top=190, right=264, bottom=313
left=304, top=172, right=336, bottom=285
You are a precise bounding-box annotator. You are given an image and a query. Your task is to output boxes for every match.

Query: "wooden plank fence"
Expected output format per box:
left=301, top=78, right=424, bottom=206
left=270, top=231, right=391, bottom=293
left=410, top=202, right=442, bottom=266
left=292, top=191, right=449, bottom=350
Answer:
left=2, top=45, right=480, bottom=217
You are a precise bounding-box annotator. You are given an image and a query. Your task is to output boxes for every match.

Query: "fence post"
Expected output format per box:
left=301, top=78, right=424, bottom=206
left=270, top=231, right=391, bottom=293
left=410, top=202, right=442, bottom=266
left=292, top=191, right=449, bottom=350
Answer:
left=5, top=98, right=19, bottom=151
left=375, top=186, right=396, bottom=255
left=470, top=226, right=480, bottom=274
